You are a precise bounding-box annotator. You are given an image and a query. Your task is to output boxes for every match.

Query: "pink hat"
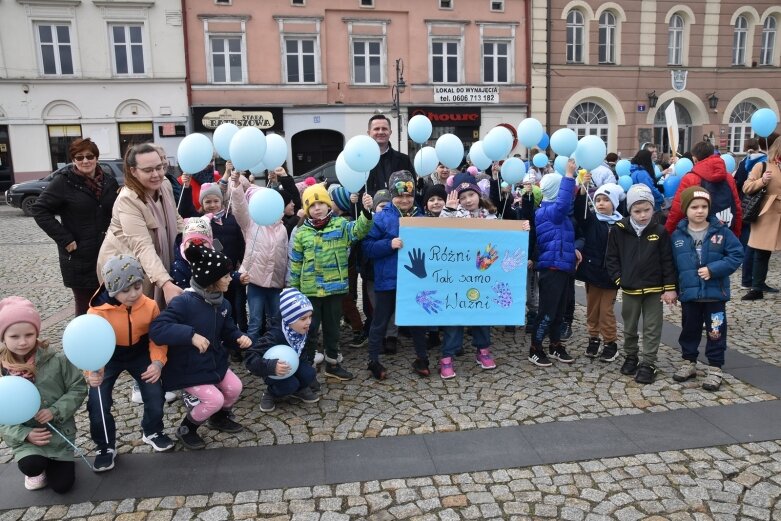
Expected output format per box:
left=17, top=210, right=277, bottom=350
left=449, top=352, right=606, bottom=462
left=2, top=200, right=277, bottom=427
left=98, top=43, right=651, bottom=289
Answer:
left=0, top=297, right=41, bottom=340
left=467, top=166, right=480, bottom=176
left=304, top=177, right=317, bottom=186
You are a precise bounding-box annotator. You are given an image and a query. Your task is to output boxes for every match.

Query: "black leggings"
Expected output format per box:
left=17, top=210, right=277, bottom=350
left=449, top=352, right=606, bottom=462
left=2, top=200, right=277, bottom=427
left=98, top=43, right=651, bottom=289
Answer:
left=18, top=455, right=75, bottom=494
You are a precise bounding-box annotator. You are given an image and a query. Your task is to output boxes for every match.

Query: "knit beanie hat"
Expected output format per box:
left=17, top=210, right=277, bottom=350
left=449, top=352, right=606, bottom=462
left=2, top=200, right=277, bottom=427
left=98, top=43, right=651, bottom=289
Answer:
left=185, top=244, right=233, bottom=288
left=539, top=173, right=563, bottom=202
left=389, top=170, right=415, bottom=197
left=452, top=172, right=481, bottom=198
left=626, top=184, right=655, bottom=210
left=302, top=184, right=333, bottom=216
left=467, top=165, right=480, bottom=176
left=199, top=182, right=223, bottom=206
left=328, top=184, right=352, bottom=212
left=102, top=254, right=144, bottom=297
left=680, top=185, right=711, bottom=214
left=279, top=287, right=313, bottom=326
left=373, top=189, right=392, bottom=211
left=423, top=183, right=447, bottom=206
left=0, top=297, right=41, bottom=340
left=183, top=216, right=213, bottom=247
left=594, top=183, right=625, bottom=211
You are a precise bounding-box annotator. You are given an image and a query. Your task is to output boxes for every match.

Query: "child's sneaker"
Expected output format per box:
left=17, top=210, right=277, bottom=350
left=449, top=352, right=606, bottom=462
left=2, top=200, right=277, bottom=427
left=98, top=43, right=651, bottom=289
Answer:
left=349, top=332, right=368, bottom=348
left=325, top=363, right=354, bottom=381
left=560, top=321, right=573, bottom=340
left=291, top=387, right=320, bottom=403
left=586, top=337, right=601, bottom=358
left=182, top=391, right=200, bottom=410
left=313, top=351, right=325, bottom=366
left=439, top=357, right=455, bottom=379
left=600, top=342, right=619, bottom=362
left=620, top=355, right=639, bottom=375
left=24, top=472, right=47, bottom=490
left=259, top=392, right=276, bottom=412
left=528, top=348, right=552, bottom=367
left=412, top=358, right=430, bottom=377
left=367, top=360, right=387, bottom=380
left=635, top=363, right=657, bottom=384
left=549, top=344, right=574, bottom=363
left=142, top=431, right=175, bottom=452
left=176, top=417, right=206, bottom=450
left=207, top=409, right=243, bottom=433
left=131, top=382, right=143, bottom=404
left=475, top=348, right=497, bottom=369
left=309, top=378, right=321, bottom=393
left=673, top=360, right=697, bottom=382
left=93, top=448, right=116, bottom=472
left=702, top=366, right=723, bottom=391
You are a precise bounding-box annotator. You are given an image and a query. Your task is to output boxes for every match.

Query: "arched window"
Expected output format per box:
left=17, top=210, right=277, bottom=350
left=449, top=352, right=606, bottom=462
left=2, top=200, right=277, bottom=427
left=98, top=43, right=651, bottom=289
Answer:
left=668, top=14, right=684, bottom=65
left=728, top=101, right=758, bottom=153
left=733, top=16, right=748, bottom=66
left=761, top=17, right=777, bottom=66
left=598, top=11, right=616, bottom=64
left=568, top=102, right=609, bottom=143
left=566, top=10, right=584, bottom=64
left=653, top=101, right=692, bottom=155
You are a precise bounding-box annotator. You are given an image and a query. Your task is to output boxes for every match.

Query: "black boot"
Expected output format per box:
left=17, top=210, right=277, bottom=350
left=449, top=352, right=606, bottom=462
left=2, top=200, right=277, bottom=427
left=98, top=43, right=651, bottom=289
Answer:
left=586, top=337, right=601, bottom=358
left=207, top=409, right=243, bottom=433
left=176, top=415, right=206, bottom=450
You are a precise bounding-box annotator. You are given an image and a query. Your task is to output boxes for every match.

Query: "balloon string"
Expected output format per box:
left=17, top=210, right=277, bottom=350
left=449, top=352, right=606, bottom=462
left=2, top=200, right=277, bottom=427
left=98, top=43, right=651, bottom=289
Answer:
left=46, top=422, right=94, bottom=471
left=97, top=386, right=110, bottom=447
left=176, top=178, right=186, bottom=211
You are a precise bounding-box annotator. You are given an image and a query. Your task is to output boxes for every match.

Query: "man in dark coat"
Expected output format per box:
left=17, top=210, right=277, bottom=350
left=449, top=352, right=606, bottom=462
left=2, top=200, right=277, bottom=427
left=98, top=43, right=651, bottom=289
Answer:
left=364, top=115, right=415, bottom=196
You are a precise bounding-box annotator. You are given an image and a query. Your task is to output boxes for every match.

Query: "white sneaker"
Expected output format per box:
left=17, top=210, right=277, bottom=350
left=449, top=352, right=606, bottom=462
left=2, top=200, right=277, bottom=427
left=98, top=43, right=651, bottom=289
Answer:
left=313, top=351, right=325, bottom=366
left=24, top=472, right=47, bottom=490
left=131, top=383, right=143, bottom=403
left=164, top=391, right=178, bottom=404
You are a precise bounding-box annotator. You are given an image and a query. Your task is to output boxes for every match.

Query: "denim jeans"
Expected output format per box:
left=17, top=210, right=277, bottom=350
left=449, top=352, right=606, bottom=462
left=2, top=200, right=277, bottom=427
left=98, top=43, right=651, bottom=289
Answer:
left=247, top=284, right=281, bottom=343
left=87, top=342, right=165, bottom=450
left=264, top=358, right=317, bottom=397
left=442, top=326, right=490, bottom=358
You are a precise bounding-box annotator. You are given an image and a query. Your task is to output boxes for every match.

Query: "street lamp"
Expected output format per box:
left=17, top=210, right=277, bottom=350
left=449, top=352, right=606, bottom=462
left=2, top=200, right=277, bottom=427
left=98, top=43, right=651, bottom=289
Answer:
left=391, top=58, right=406, bottom=151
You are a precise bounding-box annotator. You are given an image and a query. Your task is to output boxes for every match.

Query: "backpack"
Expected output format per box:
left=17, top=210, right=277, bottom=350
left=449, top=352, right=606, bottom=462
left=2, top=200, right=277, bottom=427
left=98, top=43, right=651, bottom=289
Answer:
left=696, top=175, right=738, bottom=230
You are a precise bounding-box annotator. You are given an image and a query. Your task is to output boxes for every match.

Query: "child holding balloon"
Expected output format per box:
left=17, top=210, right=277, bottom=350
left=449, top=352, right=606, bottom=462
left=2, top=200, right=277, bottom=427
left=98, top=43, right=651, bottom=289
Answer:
left=0, top=297, right=87, bottom=492
left=150, top=244, right=253, bottom=450
left=245, top=288, right=319, bottom=412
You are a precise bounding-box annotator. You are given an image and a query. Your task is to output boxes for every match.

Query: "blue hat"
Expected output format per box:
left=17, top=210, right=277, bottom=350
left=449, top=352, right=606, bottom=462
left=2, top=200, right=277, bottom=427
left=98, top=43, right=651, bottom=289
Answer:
left=328, top=184, right=352, bottom=212
left=279, top=288, right=313, bottom=325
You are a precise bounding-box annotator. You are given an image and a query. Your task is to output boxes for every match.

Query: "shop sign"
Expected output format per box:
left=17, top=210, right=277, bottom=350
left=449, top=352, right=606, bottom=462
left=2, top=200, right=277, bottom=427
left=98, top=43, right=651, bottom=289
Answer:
left=433, top=86, right=499, bottom=104
left=408, top=107, right=481, bottom=127
left=191, top=107, right=284, bottom=133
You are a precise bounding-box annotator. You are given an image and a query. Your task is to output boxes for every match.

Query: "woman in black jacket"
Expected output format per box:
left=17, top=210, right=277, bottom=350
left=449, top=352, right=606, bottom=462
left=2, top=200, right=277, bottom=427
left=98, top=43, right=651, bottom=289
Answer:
left=32, top=138, right=118, bottom=315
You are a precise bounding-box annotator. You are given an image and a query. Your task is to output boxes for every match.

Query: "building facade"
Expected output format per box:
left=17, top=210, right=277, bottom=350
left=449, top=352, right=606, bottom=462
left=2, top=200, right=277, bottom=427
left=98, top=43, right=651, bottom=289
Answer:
left=530, top=1, right=781, bottom=159
left=0, top=0, right=189, bottom=183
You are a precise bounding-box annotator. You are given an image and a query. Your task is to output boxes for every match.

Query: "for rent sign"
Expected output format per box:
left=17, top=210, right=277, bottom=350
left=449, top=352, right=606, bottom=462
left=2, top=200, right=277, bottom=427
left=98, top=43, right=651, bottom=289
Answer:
left=433, top=86, right=499, bottom=104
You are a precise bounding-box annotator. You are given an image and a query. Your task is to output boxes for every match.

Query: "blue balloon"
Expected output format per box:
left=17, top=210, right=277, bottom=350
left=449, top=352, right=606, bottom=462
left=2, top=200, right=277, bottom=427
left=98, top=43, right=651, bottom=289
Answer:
left=518, top=118, right=544, bottom=148
left=751, top=108, right=778, bottom=138
left=336, top=152, right=369, bottom=192
left=532, top=153, right=549, bottom=169
left=248, top=187, right=285, bottom=226
left=263, top=344, right=300, bottom=380
left=674, top=158, right=693, bottom=176
left=344, top=135, right=381, bottom=173
left=550, top=128, right=578, bottom=157
left=0, top=376, right=41, bottom=426
left=654, top=164, right=662, bottom=179
left=500, top=157, right=526, bottom=184
left=538, top=132, right=550, bottom=150
left=177, top=133, right=214, bottom=174
left=574, top=135, right=607, bottom=170
left=721, top=153, right=736, bottom=173
left=615, top=159, right=632, bottom=177
left=262, top=134, right=288, bottom=170
left=483, top=126, right=513, bottom=160
left=63, top=314, right=116, bottom=371
left=229, top=127, right=267, bottom=172
left=212, top=123, right=239, bottom=161
left=663, top=174, right=682, bottom=197
left=414, top=146, right=439, bottom=176
left=553, top=155, right=569, bottom=175
left=617, top=175, right=633, bottom=192
left=249, top=160, right=267, bottom=176
left=435, top=134, right=465, bottom=169
left=468, top=142, right=492, bottom=171
left=407, top=115, right=433, bottom=144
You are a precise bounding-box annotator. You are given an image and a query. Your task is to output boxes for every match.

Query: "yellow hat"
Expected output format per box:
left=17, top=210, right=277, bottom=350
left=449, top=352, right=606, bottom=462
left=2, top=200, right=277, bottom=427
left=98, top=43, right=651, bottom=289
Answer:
left=302, top=184, right=333, bottom=216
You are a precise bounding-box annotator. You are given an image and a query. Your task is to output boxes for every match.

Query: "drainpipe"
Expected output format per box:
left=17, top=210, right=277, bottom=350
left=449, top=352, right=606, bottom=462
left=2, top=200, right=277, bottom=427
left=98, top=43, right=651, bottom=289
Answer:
left=181, top=0, right=193, bottom=124
left=525, top=0, right=532, bottom=118
left=545, top=0, right=552, bottom=134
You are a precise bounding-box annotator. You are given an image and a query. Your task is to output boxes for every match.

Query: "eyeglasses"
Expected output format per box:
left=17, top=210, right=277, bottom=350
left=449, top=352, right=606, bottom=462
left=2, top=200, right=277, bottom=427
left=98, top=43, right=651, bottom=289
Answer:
left=136, top=164, right=166, bottom=174
left=74, top=154, right=96, bottom=161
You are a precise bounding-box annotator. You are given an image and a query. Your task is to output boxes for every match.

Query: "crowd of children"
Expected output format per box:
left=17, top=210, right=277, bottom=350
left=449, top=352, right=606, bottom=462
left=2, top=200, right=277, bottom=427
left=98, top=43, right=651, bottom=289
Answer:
left=1, top=136, right=753, bottom=493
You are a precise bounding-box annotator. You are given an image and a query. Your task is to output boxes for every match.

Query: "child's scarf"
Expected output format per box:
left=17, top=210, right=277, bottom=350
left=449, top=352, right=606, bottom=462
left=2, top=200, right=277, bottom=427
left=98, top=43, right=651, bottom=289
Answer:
left=1, top=351, right=36, bottom=382
left=596, top=210, right=623, bottom=224
left=306, top=211, right=333, bottom=230
left=189, top=279, right=224, bottom=306
left=282, top=323, right=307, bottom=355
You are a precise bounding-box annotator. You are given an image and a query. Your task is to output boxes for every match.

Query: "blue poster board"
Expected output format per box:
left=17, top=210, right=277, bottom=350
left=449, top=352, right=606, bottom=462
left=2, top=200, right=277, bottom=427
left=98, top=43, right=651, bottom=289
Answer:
left=395, top=218, right=529, bottom=326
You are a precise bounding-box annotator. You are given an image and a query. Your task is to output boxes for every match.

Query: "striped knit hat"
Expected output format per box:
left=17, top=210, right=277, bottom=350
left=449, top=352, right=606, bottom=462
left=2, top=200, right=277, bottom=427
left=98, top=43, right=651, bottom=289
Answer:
left=328, top=184, right=352, bottom=212
left=279, top=288, right=313, bottom=326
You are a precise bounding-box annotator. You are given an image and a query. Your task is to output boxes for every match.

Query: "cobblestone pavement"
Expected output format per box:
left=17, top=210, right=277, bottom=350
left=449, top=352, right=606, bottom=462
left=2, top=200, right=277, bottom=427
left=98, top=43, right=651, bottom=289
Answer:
left=1, top=205, right=780, bottom=519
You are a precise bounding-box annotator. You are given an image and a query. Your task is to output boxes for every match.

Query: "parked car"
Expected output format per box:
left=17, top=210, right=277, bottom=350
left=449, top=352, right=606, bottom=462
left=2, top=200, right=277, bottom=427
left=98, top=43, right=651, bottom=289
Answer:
left=5, top=160, right=124, bottom=216
left=293, top=160, right=337, bottom=186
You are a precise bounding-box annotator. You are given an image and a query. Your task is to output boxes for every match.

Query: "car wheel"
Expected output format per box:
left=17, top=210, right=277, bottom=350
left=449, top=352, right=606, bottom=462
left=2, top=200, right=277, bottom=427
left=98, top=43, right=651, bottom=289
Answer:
left=21, top=195, right=38, bottom=216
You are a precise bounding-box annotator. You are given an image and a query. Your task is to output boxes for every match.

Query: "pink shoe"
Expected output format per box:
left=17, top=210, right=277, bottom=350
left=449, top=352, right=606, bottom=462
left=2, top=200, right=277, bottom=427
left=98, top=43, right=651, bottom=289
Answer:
left=24, top=472, right=47, bottom=491
left=439, top=357, right=456, bottom=379
left=476, top=348, right=497, bottom=369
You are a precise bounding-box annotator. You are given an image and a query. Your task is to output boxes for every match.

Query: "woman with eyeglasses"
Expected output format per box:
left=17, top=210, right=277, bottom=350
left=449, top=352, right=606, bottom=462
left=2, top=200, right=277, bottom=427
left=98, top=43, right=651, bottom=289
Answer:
left=98, top=143, right=184, bottom=309
left=32, top=138, right=119, bottom=316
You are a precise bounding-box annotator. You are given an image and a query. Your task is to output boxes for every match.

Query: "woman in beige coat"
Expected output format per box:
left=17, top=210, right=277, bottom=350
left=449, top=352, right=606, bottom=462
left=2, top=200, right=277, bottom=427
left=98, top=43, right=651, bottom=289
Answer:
left=98, top=143, right=184, bottom=308
left=742, top=138, right=781, bottom=301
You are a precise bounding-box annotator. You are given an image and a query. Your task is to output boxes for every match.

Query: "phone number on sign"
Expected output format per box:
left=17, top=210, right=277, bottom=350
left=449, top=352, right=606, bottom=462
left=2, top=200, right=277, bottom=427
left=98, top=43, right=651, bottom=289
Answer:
left=434, top=93, right=500, bottom=104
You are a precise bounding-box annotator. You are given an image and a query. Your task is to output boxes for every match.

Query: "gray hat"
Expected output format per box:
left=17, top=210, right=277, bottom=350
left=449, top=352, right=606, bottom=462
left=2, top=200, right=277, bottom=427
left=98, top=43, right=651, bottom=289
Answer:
left=372, top=189, right=392, bottom=211
left=102, top=255, right=144, bottom=297
left=626, top=184, right=654, bottom=210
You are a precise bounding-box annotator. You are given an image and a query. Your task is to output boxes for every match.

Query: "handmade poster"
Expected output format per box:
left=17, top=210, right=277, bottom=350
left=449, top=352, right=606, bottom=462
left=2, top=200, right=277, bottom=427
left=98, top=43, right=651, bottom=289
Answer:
left=395, top=218, right=529, bottom=326
left=665, top=101, right=679, bottom=156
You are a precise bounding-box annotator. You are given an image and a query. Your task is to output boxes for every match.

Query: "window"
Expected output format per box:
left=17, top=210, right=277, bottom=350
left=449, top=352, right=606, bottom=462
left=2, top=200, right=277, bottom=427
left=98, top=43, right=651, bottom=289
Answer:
left=566, top=10, right=584, bottom=64
left=598, top=12, right=616, bottom=64
left=110, top=25, right=145, bottom=75
left=291, top=0, right=305, bottom=5
left=48, top=124, right=81, bottom=170
left=733, top=16, right=748, bottom=66
left=654, top=101, right=692, bottom=155
left=360, top=0, right=373, bottom=6
left=490, top=1, right=504, bottom=12
left=352, top=39, right=381, bottom=84
left=568, top=102, right=609, bottom=143
left=214, top=0, right=231, bottom=4
left=761, top=17, right=777, bottom=66
left=439, top=0, right=452, bottom=8
left=668, top=14, right=684, bottom=65
left=119, top=122, right=154, bottom=159
left=483, top=41, right=509, bottom=83
left=432, top=40, right=460, bottom=83
left=285, top=38, right=317, bottom=83
left=210, top=36, right=243, bottom=83
left=36, top=24, right=74, bottom=75
left=728, top=101, right=758, bottom=153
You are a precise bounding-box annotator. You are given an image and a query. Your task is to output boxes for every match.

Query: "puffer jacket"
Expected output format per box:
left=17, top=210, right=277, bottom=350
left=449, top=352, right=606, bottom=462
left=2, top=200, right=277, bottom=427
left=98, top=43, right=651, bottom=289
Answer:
left=629, top=163, right=664, bottom=211
left=671, top=217, right=743, bottom=302
left=362, top=204, right=420, bottom=291
left=244, top=318, right=309, bottom=378
left=289, top=213, right=372, bottom=297
left=534, top=176, right=577, bottom=273
left=574, top=193, right=619, bottom=289
left=0, top=349, right=87, bottom=462
left=230, top=182, right=289, bottom=289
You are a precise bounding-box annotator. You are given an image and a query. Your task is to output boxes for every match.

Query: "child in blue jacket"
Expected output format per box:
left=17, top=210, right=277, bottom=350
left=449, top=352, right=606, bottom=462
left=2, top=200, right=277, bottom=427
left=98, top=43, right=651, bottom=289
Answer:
left=671, top=186, right=743, bottom=391
left=244, top=288, right=319, bottom=412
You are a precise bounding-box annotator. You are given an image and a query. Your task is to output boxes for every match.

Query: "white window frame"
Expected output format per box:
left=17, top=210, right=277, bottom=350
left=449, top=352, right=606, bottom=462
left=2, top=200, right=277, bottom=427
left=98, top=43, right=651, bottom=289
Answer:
left=490, top=0, right=504, bottom=13
left=430, top=38, right=462, bottom=84
left=202, top=17, right=247, bottom=85
left=568, top=102, right=609, bottom=145
left=109, top=24, right=147, bottom=76
left=482, top=39, right=511, bottom=84
left=733, top=15, right=748, bottom=66
left=350, top=37, right=384, bottom=85
left=598, top=11, right=616, bottom=64
left=291, top=0, right=305, bottom=5
left=359, top=0, right=374, bottom=7
left=208, top=35, right=245, bottom=84
left=34, top=22, right=75, bottom=76
left=439, top=0, right=453, bottom=9
left=566, top=10, right=585, bottom=64
left=760, top=16, right=777, bottom=66
left=214, top=0, right=231, bottom=4
left=728, top=101, right=758, bottom=154
left=284, top=36, right=320, bottom=84
left=668, top=14, right=684, bottom=65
